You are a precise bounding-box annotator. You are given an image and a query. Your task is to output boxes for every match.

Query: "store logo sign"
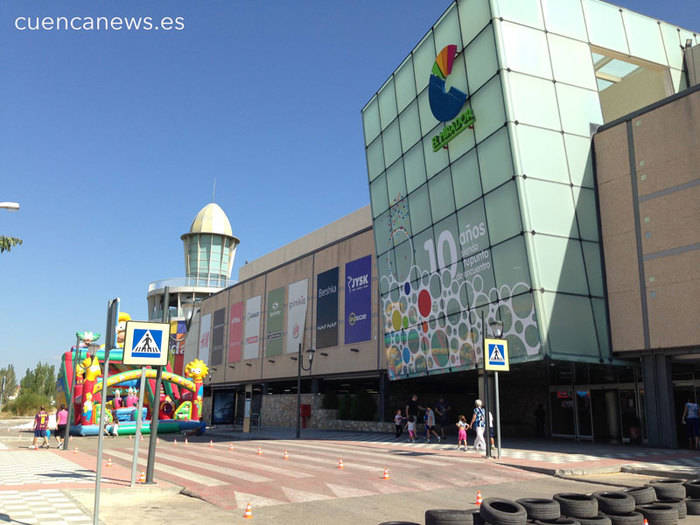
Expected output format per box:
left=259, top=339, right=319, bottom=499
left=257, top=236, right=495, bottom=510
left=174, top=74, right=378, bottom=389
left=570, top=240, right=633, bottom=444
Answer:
left=428, top=44, right=475, bottom=151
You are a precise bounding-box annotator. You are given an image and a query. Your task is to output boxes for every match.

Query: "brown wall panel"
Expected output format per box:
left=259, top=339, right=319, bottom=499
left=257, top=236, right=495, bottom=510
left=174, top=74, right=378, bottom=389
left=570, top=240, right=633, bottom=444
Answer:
left=639, top=185, right=700, bottom=255
left=593, top=125, right=629, bottom=184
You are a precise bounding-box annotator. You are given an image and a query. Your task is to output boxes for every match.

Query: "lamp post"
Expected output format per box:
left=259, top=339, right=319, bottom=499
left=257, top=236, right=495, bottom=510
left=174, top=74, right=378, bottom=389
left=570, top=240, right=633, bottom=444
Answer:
left=295, top=344, right=315, bottom=439
left=489, top=319, right=504, bottom=460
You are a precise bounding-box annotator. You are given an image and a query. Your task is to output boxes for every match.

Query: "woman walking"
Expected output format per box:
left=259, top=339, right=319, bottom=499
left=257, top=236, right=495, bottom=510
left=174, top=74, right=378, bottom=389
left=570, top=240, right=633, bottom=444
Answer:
left=469, top=399, right=486, bottom=454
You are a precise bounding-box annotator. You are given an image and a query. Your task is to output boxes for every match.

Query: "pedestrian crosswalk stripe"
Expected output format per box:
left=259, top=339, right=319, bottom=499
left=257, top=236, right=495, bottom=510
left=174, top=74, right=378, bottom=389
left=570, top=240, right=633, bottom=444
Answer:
left=107, top=450, right=226, bottom=487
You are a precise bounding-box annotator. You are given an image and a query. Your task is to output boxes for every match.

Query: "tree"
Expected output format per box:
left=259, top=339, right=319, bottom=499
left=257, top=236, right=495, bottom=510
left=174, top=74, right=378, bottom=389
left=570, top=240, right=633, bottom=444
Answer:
left=20, top=362, right=56, bottom=398
left=0, top=365, right=17, bottom=406
left=0, top=236, right=22, bottom=253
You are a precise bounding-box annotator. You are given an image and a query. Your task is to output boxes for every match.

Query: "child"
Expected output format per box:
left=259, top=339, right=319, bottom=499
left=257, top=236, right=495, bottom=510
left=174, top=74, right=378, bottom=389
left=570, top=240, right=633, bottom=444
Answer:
left=393, top=409, right=403, bottom=438
left=456, top=415, right=469, bottom=450
left=111, top=413, right=119, bottom=437
left=407, top=416, right=416, bottom=443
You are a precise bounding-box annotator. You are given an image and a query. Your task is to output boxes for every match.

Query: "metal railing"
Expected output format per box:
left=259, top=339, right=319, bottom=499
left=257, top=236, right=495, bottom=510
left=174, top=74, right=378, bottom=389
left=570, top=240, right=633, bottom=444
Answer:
left=147, top=276, right=236, bottom=292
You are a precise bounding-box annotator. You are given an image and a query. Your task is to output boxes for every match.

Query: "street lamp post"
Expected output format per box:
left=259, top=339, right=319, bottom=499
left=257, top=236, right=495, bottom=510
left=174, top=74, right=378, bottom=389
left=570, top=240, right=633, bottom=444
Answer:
left=295, top=344, right=315, bottom=439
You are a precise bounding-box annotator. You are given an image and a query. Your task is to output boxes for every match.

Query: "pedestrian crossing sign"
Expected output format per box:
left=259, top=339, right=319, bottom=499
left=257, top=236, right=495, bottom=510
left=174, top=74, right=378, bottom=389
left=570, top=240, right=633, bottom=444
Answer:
left=484, top=338, right=509, bottom=371
left=122, top=321, right=170, bottom=366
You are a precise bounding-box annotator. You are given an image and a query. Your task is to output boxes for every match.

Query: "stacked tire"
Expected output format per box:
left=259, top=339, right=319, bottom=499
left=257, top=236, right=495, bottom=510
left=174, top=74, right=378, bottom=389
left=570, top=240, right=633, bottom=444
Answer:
left=592, top=491, right=644, bottom=525
left=684, top=479, right=700, bottom=516
left=479, top=498, right=527, bottom=525
left=424, top=509, right=483, bottom=525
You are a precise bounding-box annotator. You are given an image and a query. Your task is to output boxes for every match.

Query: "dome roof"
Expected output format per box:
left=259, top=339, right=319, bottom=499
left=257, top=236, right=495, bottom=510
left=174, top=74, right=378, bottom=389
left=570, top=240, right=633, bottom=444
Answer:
left=187, top=203, right=233, bottom=237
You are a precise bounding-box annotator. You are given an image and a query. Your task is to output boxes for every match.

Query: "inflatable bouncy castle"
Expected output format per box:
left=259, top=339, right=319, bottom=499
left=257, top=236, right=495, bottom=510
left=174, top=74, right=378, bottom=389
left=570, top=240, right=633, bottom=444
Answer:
left=55, top=313, right=208, bottom=436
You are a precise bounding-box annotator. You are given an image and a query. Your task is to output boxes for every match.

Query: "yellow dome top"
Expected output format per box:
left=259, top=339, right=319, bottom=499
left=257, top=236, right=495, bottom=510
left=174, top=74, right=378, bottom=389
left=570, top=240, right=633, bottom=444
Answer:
left=188, top=203, right=233, bottom=237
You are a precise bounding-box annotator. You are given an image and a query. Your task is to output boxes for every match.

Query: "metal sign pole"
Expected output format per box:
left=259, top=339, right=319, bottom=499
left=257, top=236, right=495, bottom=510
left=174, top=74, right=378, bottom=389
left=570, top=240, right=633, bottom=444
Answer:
left=146, top=288, right=169, bottom=484
left=481, top=310, right=491, bottom=459
left=130, top=367, right=147, bottom=487
left=93, top=298, right=119, bottom=525
left=495, top=371, right=502, bottom=460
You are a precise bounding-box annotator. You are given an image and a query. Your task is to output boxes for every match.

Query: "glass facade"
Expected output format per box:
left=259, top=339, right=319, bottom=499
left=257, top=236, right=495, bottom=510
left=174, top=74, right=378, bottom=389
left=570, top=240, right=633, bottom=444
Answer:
left=183, top=233, right=237, bottom=286
left=362, top=0, right=695, bottom=380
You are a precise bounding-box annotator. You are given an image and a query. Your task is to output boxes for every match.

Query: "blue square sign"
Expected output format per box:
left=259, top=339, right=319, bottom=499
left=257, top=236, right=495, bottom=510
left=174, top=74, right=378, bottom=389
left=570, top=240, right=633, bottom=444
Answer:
left=123, top=321, right=169, bottom=366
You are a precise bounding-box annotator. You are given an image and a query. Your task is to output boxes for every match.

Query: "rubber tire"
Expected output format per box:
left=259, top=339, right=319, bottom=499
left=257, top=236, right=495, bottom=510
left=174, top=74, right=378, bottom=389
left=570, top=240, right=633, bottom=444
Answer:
left=636, top=504, right=678, bottom=525
left=553, top=494, right=599, bottom=519
left=655, top=499, right=686, bottom=520
left=378, top=522, right=421, bottom=525
left=625, top=487, right=656, bottom=506
left=480, top=499, right=528, bottom=525
left=650, top=480, right=686, bottom=500
left=684, top=481, right=700, bottom=499
left=533, top=518, right=580, bottom=525
left=575, top=514, right=612, bottom=525
left=686, top=499, right=700, bottom=515
left=594, top=492, right=636, bottom=515
left=516, top=499, right=561, bottom=521
left=425, top=509, right=482, bottom=525
left=602, top=511, right=644, bottom=525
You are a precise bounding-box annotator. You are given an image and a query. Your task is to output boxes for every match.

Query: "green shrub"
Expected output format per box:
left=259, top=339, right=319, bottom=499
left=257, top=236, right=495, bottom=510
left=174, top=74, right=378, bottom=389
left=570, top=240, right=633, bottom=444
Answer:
left=8, top=392, right=52, bottom=416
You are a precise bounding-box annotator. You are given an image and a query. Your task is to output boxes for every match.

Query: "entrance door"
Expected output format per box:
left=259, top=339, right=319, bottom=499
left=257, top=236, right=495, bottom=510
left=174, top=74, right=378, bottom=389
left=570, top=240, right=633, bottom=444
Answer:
left=550, top=387, right=593, bottom=439
left=575, top=390, right=593, bottom=439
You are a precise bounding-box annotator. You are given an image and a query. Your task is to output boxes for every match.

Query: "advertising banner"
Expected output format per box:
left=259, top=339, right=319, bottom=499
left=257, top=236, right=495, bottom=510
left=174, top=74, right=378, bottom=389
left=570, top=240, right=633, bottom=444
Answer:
left=286, top=279, right=308, bottom=354
left=198, top=313, right=211, bottom=365
left=315, top=267, right=338, bottom=348
left=265, top=287, right=285, bottom=356
left=228, top=301, right=244, bottom=363
left=243, top=296, right=261, bottom=359
left=344, top=255, right=372, bottom=344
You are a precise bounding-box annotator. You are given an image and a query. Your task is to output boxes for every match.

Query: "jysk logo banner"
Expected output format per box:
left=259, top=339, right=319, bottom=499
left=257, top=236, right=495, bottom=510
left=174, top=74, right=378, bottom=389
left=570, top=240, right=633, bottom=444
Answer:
left=228, top=301, right=244, bottom=363
left=265, top=287, right=285, bottom=356
left=344, top=255, right=372, bottom=344
left=316, top=267, right=338, bottom=349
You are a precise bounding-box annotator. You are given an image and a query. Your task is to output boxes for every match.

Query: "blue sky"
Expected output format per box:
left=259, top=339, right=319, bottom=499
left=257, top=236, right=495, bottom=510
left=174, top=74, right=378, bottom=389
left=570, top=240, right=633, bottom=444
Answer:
left=0, top=1, right=698, bottom=376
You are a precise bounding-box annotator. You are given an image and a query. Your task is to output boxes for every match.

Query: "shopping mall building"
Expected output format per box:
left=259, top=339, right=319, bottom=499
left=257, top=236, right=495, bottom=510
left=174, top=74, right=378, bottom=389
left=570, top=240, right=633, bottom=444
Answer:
left=195, top=0, right=699, bottom=448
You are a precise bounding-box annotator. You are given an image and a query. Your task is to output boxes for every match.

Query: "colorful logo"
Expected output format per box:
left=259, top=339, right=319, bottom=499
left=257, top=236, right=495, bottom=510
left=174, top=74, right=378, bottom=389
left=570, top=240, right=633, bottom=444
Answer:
left=428, top=44, right=467, bottom=122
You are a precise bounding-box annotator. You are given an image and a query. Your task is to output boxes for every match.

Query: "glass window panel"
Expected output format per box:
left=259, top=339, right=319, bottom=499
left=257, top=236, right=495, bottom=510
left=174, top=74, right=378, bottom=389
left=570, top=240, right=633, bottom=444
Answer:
left=659, top=23, right=682, bottom=70
left=541, top=0, right=587, bottom=40
left=457, top=199, right=494, bottom=306
left=478, top=127, right=514, bottom=193
left=413, top=31, right=436, bottom=93
left=458, top=0, right=491, bottom=47
left=423, top=130, right=449, bottom=178
left=582, top=0, right=629, bottom=55
left=555, top=83, right=603, bottom=137
left=491, top=0, right=544, bottom=29
left=506, top=72, right=560, bottom=130
left=524, top=179, right=578, bottom=237
left=370, top=172, right=389, bottom=218
left=434, top=4, right=462, bottom=52
left=386, top=159, right=407, bottom=205
left=591, top=298, right=610, bottom=356
left=452, top=148, right=481, bottom=208
left=622, top=11, right=667, bottom=65
left=572, top=186, right=599, bottom=241
left=465, top=26, right=498, bottom=93
left=548, top=34, right=597, bottom=90
left=670, top=68, right=684, bottom=93
left=581, top=241, right=604, bottom=297
left=541, top=292, right=599, bottom=356
left=394, top=239, right=415, bottom=283
left=408, top=184, right=431, bottom=234
left=374, top=210, right=393, bottom=255
left=499, top=21, right=552, bottom=79
left=446, top=116, right=476, bottom=162
left=485, top=181, right=521, bottom=244
left=377, top=251, right=394, bottom=294
left=515, top=125, right=569, bottom=184
left=383, top=120, right=402, bottom=167
left=471, top=76, right=505, bottom=144
left=564, top=134, right=594, bottom=187
left=404, top=141, right=427, bottom=193
left=417, top=87, right=436, bottom=136
left=399, top=101, right=421, bottom=153
left=434, top=214, right=461, bottom=273
left=366, top=137, right=385, bottom=181
left=533, top=236, right=588, bottom=294
left=362, top=97, right=381, bottom=146
left=391, top=198, right=412, bottom=246
left=413, top=227, right=436, bottom=281
left=429, top=168, right=455, bottom=222
left=395, top=56, right=417, bottom=113
left=492, top=235, right=531, bottom=292
left=447, top=51, right=470, bottom=96
left=378, top=79, right=397, bottom=129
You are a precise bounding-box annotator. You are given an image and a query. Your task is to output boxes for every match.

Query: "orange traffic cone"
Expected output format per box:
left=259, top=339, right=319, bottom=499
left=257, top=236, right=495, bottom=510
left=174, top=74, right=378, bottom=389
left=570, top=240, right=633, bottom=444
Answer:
left=106, top=457, right=112, bottom=467
left=382, top=467, right=390, bottom=480
left=643, top=520, right=648, bottom=525
left=229, top=444, right=234, bottom=451
left=337, top=458, right=344, bottom=469
left=185, top=438, right=189, bottom=445
left=138, top=471, right=146, bottom=483
left=475, top=490, right=483, bottom=505
left=173, top=438, right=177, bottom=445
left=209, top=440, right=214, bottom=447
left=257, top=447, right=263, bottom=456
left=242, top=502, right=253, bottom=519
left=73, top=448, right=78, bottom=454
left=283, top=449, right=289, bottom=460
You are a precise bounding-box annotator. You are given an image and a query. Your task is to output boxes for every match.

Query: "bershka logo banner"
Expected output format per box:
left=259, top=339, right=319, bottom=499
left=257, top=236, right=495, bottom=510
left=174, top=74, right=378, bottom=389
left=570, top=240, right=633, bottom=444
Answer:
left=345, top=255, right=372, bottom=344
left=266, top=287, right=285, bottom=357
left=286, top=279, right=308, bottom=354
left=198, top=313, right=211, bottom=365
left=228, top=301, right=244, bottom=363
left=316, top=267, right=338, bottom=349
left=243, top=295, right=261, bottom=359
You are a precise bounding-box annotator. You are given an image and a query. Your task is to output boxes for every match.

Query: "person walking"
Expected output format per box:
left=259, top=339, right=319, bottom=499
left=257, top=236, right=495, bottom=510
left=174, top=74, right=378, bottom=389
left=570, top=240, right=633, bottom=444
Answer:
left=682, top=397, right=699, bottom=450
left=469, top=399, right=486, bottom=454
left=424, top=406, right=441, bottom=443
left=456, top=414, right=468, bottom=451
left=31, top=407, right=50, bottom=449
left=394, top=409, right=404, bottom=439
left=55, top=405, right=68, bottom=448
left=406, top=416, right=417, bottom=443
left=404, top=394, right=424, bottom=425
left=435, top=397, right=451, bottom=439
